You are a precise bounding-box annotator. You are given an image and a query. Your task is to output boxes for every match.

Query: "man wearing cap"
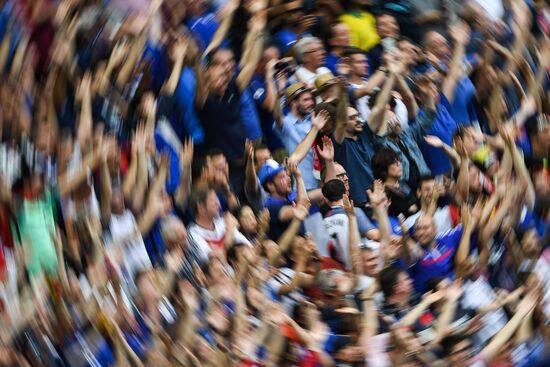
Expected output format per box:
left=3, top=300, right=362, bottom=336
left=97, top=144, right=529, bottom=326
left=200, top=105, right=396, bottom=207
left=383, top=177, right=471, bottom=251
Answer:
left=274, top=82, right=320, bottom=191
left=258, top=159, right=304, bottom=241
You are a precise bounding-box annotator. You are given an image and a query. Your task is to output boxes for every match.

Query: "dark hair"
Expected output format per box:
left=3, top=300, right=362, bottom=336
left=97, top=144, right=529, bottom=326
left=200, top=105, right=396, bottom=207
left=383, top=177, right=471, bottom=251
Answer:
left=226, top=245, right=240, bottom=268
left=452, top=125, right=472, bottom=142
left=367, top=88, right=397, bottom=110
left=203, top=46, right=233, bottom=68
left=342, top=46, right=365, bottom=59
left=191, top=154, right=208, bottom=183
left=378, top=266, right=403, bottom=298
left=425, top=276, right=445, bottom=294
left=207, top=148, right=225, bottom=159
left=372, top=148, right=400, bottom=180
left=417, top=174, right=435, bottom=188
left=440, top=334, right=471, bottom=358
left=322, top=179, right=346, bottom=202
left=190, top=186, right=211, bottom=214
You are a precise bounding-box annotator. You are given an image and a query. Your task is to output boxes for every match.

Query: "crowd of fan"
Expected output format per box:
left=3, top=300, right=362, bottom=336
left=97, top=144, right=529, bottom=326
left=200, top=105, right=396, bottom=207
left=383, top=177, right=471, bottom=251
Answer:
left=0, top=0, right=550, bottom=366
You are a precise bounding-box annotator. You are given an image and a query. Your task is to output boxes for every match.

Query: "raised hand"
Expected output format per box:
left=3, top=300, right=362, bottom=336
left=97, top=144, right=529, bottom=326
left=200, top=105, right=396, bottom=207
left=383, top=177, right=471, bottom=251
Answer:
left=294, top=203, right=310, bottom=221
left=424, top=135, right=444, bottom=148
left=180, top=137, right=194, bottom=168
left=342, top=194, right=355, bottom=217
left=367, top=180, right=386, bottom=208
left=317, top=135, right=334, bottom=162
left=312, top=109, right=330, bottom=130
left=257, top=208, right=270, bottom=234
left=449, top=21, right=471, bottom=46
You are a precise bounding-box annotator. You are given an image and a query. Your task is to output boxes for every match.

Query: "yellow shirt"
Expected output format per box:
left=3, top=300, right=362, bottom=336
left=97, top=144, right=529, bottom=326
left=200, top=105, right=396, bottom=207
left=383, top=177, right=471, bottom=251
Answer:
left=339, top=11, right=380, bottom=51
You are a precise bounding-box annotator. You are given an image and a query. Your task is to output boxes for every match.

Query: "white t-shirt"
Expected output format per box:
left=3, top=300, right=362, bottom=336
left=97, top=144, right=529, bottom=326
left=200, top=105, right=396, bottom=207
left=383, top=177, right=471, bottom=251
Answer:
left=473, top=0, right=504, bottom=21
left=188, top=217, right=251, bottom=262
left=267, top=267, right=304, bottom=314
left=106, top=210, right=152, bottom=291
left=461, top=276, right=508, bottom=345
left=295, top=66, right=331, bottom=87
left=404, top=206, right=454, bottom=235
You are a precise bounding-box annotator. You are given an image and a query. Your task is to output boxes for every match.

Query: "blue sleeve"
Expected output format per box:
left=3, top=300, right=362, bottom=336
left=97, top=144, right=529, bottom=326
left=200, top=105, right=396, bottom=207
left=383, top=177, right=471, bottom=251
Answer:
left=142, top=43, right=170, bottom=93
left=355, top=208, right=375, bottom=234
left=443, top=224, right=464, bottom=250
left=174, top=68, right=205, bottom=144
left=240, top=88, right=263, bottom=140
left=439, top=93, right=452, bottom=111
left=154, top=132, right=181, bottom=195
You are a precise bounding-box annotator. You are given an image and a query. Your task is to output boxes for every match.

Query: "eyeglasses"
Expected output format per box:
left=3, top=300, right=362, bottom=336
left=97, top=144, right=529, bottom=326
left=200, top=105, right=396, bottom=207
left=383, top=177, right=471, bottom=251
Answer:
left=336, top=172, right=347, bottom=178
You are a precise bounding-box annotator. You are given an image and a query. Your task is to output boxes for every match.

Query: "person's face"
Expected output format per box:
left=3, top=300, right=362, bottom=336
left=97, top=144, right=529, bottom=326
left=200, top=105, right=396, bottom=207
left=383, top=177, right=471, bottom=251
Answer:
left=361, top=249, right=378, bottom=277
left=270, top=169, right=292, bottom=196
left=468, top=165, right=482, bottom=194
left=425, top=32, right=450, bottom=60
left=350, top=53, right=368, bottom=77
left=329, top=23, right=350, bottom=48
left=303, top=41, right=326, bottom=68
left=460, top=128, right=478, bottom=152
left=238, top=206, right=258, bottom=234
left=398, top=40, right=419, bottom=65
left=377, top=14, right=399, bottom=39
left=208, top=50, right=235, bottom=93
left=204, top=190, right=221, bottom=219
left=265, top=240, right=285, bottom=267
left=111, top=190, right=124, bottom=214
left=335, top=164, right=350, bottom=195
left=414, top=216, right=436, bottom=246
left=346, top=107, right=363, bottom=135
left=260, top=46, right=280, bottom=72
left=210, top=154, right=228, bottom=186
left=254, top=148, right=271, bottom=169
left=387, top=159, right=402, bottom=179
left=417, top=179, right=435, bottom=205
left=521, top=229, right=541, bottom=258
left=295, top=92, right=315, bottom=116
left=137, top=271, right=159, bottom=305
left=395, top=271, right=412, bottom=299
left=533, top=170, right=550, bottom=195
left=416, top=80, right=439, bottom=105
left=172, top=222, right=189, bottom=250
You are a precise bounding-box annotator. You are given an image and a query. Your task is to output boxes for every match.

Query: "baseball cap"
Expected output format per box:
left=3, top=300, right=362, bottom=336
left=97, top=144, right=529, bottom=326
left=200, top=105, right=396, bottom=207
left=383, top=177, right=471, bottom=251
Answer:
left=314, top=72, right=337, bottom=92
left=285, top=82, right=309, bottom=103
left=258, top=159, right=285, bottom=186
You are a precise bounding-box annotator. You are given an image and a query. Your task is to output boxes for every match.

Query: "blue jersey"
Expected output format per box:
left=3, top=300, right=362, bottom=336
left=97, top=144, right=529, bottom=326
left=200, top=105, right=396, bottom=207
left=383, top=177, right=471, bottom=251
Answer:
left=409, top=224, right=464, bottom=294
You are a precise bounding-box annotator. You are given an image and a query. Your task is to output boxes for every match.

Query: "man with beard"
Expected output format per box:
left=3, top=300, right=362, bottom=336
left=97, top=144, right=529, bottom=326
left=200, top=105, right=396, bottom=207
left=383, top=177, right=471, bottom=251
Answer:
left=332, top=59, right=401, bottom=206
left=274, top=82, right=320, bottom=190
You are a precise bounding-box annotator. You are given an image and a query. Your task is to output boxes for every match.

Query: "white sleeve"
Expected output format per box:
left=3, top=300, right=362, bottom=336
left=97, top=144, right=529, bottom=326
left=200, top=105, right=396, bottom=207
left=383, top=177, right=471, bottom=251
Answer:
left=233, top=229, right=252, bottom=247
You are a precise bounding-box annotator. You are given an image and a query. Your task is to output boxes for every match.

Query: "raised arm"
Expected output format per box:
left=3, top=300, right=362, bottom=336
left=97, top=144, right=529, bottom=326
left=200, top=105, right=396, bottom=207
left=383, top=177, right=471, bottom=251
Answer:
left=343, top=195, right=362, bottom=275
left=174, top=138, right=194, bottom=210
left=270, top=203, right=309, bottom=265
left=203, top=0, right=240, bottom=57
left=236, top=10, right=266, bottom=92
left=478, top=291, right=538, bottom=364
left=352, top=69, right=386, bottom=99
left=76, top=71, right=93, bottom=151
left=366, top=65, right=397, bottom=134
left=501, top=128, right=535, bottom=208
left=287, top=109, right=329, bottom=165
left=394, top=72, right=418, bottom=121
left=367, top=180, right=392, bottom=264
left=333, top=82, right=349, bottom=144
left=454, top=201, right=481, bottom=274
left=161, top=37, right=187, bottom=96
left=441, top=22, right=470, bottom=103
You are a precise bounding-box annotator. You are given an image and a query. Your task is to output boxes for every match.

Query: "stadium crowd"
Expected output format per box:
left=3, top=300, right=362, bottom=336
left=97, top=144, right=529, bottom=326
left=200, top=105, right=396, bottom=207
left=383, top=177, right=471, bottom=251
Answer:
left=0, top=0, right=550, bottom=365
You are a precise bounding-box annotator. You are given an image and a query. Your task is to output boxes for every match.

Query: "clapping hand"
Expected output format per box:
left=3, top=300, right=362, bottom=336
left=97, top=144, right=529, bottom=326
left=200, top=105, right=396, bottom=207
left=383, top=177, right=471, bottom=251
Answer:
left=317, top=135, right=334, bottom=162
